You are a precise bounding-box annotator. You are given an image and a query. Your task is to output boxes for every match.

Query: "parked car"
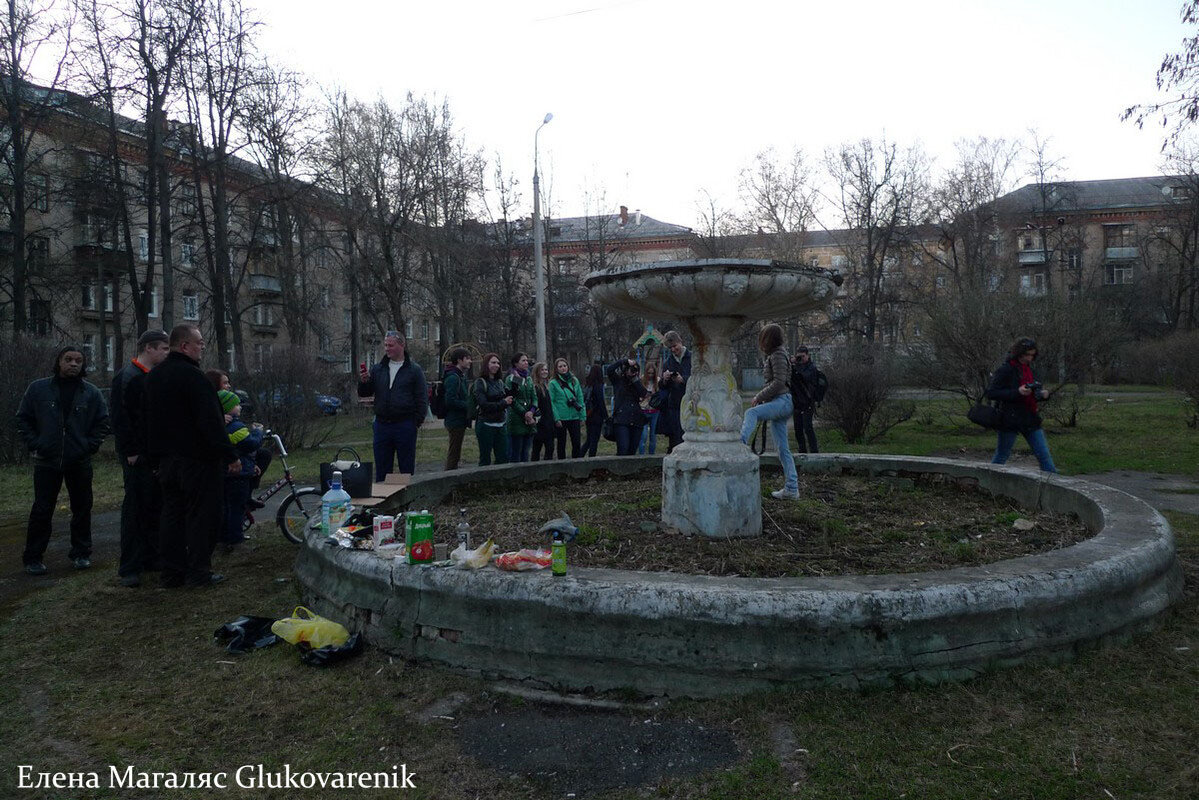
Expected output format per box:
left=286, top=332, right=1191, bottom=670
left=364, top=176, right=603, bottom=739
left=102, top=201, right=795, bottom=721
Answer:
left=255, top=385, right=343, bottom=417
left=315, top=392, right=342, bottom=415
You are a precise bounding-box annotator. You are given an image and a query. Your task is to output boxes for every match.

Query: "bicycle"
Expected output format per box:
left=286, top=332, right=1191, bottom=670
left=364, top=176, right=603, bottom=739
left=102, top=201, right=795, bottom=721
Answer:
left=242, top=429, right=322, bottom=544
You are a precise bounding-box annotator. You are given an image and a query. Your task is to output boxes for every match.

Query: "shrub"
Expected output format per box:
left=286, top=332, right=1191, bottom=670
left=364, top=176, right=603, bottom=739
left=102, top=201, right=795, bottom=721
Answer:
left=821, top=354, right=914, bottom=444
left=233, top=345, right=341, bottom=450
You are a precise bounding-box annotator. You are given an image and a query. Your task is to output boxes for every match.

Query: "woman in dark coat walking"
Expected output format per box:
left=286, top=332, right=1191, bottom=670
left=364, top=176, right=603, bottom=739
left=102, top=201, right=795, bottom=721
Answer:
left=985, top=337, right=1057, bottom=472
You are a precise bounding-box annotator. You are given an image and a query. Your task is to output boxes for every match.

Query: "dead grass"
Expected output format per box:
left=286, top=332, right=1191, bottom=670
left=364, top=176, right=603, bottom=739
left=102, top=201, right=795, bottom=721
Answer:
left=438, top=470, right=1089, bottom=577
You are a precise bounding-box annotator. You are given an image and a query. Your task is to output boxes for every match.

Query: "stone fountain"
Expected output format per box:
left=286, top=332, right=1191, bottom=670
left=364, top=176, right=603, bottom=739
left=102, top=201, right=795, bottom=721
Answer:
left=584, top=259, right=841, bottom=539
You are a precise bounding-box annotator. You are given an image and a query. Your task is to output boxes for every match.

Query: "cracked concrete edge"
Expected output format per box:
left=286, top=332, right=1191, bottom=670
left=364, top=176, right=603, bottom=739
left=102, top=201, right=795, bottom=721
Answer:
left=294, top=455, right=1183, bottom=696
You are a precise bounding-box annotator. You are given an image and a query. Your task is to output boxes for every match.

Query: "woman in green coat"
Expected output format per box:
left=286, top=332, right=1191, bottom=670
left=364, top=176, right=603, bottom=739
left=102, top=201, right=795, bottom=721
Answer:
left=548, top=357, right=585, bottom=459
left=505, top=352, right=536, bottom=463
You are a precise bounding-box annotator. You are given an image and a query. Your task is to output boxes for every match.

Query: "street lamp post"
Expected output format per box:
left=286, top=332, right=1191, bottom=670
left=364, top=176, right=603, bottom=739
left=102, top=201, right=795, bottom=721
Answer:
left=533, top=112, right=553, bottom=364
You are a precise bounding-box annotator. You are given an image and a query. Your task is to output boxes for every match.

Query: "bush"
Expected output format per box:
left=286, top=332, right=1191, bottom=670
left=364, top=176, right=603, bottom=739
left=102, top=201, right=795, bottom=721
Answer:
left=1165, top=331, right=1199, bottom=427
left=822, top=354, right=914, bottom=444
left=0, top=335, right=63, bottom=465
left=233, top=346, right=341, bottom=450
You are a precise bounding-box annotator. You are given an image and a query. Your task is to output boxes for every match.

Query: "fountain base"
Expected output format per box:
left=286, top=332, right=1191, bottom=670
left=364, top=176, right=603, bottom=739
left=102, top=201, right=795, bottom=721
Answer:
left=662, top=436, right=762, bottom=538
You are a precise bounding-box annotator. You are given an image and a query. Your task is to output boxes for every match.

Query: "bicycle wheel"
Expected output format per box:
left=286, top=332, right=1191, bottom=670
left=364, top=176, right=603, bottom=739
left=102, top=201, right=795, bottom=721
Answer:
left=277, top=488, right=322, bottom=544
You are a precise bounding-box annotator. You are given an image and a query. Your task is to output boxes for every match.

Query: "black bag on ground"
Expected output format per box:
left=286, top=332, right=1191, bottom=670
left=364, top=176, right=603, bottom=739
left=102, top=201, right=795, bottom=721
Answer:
left=320, top=446, right=372, bottom=497
left=967, top=401, right=1004, bottom=430
left=214, top=616, right=280, bottom=654
left=298, top=633, right=364, bottom=667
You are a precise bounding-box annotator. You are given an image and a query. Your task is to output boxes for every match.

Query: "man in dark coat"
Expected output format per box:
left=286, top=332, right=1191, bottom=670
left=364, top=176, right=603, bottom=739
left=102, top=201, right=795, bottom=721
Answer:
left=358, top=330, right=428, bottom=481
left=442, top=346, right=472, bottom=470
left=144, top=324, right=238, bottom=588
left=16, top=345, right=109, bottom=575
left=660, top=330, right=692, bottom=453
left=109, top=329, right=170, bottom=587
left=790, top=346, right=820, bottom=454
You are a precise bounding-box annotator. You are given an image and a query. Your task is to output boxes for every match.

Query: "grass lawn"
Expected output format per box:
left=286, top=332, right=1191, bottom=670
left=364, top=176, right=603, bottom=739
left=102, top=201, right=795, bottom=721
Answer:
left=0, top=510, right=1194, bottom=798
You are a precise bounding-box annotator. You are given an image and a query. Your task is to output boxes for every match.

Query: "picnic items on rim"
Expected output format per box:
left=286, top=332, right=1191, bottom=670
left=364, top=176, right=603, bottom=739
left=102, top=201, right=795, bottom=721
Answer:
left=538, top=512, right=580, bottom=542
left=449, top=538, right=496, bottom=569
left=319, top=446, right=372, bottom=499
left=271, top=606, right=350, bottom=650
left=405, top=510, right=435, bottom=564
left=494, top=548, right=552, bottom=571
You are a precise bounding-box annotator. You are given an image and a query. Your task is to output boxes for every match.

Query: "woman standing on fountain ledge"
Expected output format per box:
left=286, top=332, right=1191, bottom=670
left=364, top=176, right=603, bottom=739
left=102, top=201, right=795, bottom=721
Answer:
left=740, top=323, right=800, bottom=500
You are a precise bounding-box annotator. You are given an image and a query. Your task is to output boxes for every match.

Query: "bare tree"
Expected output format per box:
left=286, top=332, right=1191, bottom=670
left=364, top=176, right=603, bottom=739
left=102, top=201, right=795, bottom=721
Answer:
left=737, top=146, right=816, bottom=261
left=691, top=188, right=744, bottom=258
left=823, top=136, right=928, bottom=346
left=1122, top=1, right=1199, bottom=150
left=477, top=159, right=534, bottom=356
left=0, top=0, right=75, bottom=334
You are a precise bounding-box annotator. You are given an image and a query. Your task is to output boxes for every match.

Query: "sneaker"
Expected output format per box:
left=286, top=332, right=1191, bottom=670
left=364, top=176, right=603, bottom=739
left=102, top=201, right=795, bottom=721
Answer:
left=771, top=488, right=800, bottom=500
left=187, top=573, right=227, bottom=588
left=246, top=498, right=266, bottom=511
left=72, top=557, right=91, bottom=570
left=119, top=574, right=141, bottom=588
left=24, top=562, right=47, bottom=576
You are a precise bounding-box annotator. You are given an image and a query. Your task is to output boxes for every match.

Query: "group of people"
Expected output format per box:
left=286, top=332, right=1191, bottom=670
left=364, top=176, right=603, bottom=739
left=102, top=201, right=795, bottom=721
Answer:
left=15, top=324, right=1057, bottom=580
left=18, top=324, right=264, bottom=587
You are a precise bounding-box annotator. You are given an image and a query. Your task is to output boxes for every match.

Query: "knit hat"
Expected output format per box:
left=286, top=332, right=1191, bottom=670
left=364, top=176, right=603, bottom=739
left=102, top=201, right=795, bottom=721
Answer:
left=218, top=389, right=240, bottom=414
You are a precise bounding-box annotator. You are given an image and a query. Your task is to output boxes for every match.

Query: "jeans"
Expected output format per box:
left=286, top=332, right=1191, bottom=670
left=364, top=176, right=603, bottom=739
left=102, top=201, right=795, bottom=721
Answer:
left=555, top=419, right=582, bottom=459
left=615, top=423, right=641, bottom=456
left=24, top=461, right=94, bottom=565
left=793, top=406, right=818, bottom=453
left=638, top=412, right=659, bottom=454
left=475, top=424, right=508, bottom=466
left=582, top=419, right=604, bottom=457
left=373, top=418, right=418, bottom=480
left=508, top=433, right=533, bottom=463
left=118, top=458, right=161, bottom=577
left=222, top=477, right=251, bottom=545
left=992, top=428, right=1057, bottom=472
left=740, top=394, right=798, bottom=492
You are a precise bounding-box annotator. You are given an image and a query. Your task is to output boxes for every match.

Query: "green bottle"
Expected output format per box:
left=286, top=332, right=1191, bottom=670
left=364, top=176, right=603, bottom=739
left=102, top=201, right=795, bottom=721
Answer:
left=551, top=531, right=567, bottom=577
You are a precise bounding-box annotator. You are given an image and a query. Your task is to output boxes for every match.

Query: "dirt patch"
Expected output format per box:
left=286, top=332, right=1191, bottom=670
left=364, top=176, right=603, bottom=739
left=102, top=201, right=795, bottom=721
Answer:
left=439, top=470, right=1091, bottom=577
left=456, top=702, right=738, bottom=796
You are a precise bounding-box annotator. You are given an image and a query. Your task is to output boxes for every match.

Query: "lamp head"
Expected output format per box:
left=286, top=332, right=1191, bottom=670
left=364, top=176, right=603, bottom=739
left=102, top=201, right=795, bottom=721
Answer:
left=543, top=112, right=553, bottom=124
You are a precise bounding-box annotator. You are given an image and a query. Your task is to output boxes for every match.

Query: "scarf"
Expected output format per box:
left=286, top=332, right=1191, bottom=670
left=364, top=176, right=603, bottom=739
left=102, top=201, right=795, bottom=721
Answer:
left=1015, top=360, right=1038, bottom=414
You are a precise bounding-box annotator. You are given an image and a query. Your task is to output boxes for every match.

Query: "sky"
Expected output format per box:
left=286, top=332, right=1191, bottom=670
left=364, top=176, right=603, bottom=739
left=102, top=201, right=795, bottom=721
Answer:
left=248, top=0, right=1188, bottom=229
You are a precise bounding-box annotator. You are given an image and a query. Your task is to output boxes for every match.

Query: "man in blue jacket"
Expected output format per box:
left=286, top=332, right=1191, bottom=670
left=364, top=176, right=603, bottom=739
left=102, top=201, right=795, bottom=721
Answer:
left=358, top=330, right=428, bottom=481
left=16, top=345, right=109, bottom=575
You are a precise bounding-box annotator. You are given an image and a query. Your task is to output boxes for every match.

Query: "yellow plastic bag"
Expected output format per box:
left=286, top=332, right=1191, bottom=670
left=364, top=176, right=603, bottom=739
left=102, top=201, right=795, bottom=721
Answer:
left=270, top=606, right=350, bottom=649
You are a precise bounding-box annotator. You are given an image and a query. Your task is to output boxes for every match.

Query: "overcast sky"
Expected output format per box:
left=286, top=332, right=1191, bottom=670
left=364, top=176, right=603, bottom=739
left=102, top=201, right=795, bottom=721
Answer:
left=249, top=0, right=1187, bottom=228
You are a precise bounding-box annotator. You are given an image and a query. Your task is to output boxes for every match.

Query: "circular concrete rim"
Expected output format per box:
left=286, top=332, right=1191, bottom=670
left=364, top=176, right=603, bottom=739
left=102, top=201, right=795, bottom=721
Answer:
left=295, top=454, right=1183, bottom=697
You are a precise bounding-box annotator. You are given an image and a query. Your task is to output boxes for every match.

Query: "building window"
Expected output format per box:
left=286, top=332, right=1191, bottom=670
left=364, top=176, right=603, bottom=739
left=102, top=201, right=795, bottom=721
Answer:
left=420, top=319, right=429, bottom=340
left=148, top=286, right=159, bottom=318
left=254, top=343, right=272, bottom=371
left=82, top=334, right=96, bottom=366
left=253, top=303, right=273, bottom=326
left=29, top=174, right=48, bottom=212
left=1105, top=264, right=1134, bottom=285
left=1066, top=248, right=1082, bottom=270
left=102, top=282, right=114, bottom=312
left=935, top=275, right=946, bottom=289
left=1020, top=273, right=1046, bottom=296
left=1020, top=233, right=1036, bottom=251
left=138, top=232, right=149, bottom=261
left=319, top=334, right=332, bottom=354
left=29, top=299, right=50, bottom=335
left=343, top=309, right=352, bottom=333
left=405, top=319, right=414, bottom=339
left=104, top=335, right=115, bottom=373
left=176, top=183, right=196, bottom=217
left=81, top=283, right=96, bottom=310
left=1103, top=224, right=1135, bottom=249
left=320, top=287, right=330, bottom=309
left=182, top=293, right=199, bottom=321
left=181, top=239, right=194, bottom=266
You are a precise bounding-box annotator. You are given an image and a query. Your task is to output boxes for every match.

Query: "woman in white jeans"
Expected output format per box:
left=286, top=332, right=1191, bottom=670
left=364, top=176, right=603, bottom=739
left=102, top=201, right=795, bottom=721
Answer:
left=739, top=323, right=800, bottom=499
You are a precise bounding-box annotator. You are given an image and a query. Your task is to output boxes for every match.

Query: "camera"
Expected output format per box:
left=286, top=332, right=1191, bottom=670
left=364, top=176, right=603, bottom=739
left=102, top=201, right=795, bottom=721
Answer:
left=566, top=398, right=582, bottom=411
left=1024, top=381, right=1043, bottom=393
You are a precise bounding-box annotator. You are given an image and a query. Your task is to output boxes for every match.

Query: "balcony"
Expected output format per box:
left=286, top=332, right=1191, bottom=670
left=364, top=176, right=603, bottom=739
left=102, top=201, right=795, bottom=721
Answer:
left=1018, top=249, right=1047, bottom=265
left=249, top=273, right=281, bottom=293
left=1104, top=246, right=1138, bottom=261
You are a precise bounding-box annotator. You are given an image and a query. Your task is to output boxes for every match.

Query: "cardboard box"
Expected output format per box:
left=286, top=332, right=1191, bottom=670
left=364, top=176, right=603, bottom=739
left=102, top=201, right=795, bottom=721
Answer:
left=383, top=473, right=412, bottom=486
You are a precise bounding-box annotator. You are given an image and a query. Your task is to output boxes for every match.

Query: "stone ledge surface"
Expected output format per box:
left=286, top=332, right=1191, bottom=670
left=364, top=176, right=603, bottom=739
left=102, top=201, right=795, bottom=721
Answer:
left=295, top=455, right=1183, bottom=697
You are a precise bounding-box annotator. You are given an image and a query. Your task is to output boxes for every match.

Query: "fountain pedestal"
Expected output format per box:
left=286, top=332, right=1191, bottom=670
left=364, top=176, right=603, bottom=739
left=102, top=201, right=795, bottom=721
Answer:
left=585, top=259, right=840, bottom=539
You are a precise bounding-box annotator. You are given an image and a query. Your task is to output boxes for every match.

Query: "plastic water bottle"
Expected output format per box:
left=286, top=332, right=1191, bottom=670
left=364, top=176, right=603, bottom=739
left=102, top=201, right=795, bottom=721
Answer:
left=321, top=470, right=351, bottom=536
left=456, top=508, right=471, bottom=550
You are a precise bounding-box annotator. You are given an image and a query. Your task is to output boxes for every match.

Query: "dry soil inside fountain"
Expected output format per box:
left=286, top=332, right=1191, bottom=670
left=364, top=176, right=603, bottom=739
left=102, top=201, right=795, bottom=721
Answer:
left=434, top=469, right=1091, bottom=578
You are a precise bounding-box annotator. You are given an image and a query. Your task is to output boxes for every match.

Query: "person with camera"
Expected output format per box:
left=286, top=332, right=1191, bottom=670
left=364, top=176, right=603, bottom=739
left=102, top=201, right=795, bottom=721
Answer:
left=548, top=357, right=585, bottom=459
left=358, top=330, right=427, bottom=481
left=985, top=337, right=1057, bottom=473
left=659, top=330, right=691, bottom=453
left=740, top=323, right=800, bottom=500
left=607, top=357, right=648, bottom=456
left=505, top=352, right=537, bottom=463
left=473, top=353, right=511, bottom=466
left=580, top=364, right=608, bottom=457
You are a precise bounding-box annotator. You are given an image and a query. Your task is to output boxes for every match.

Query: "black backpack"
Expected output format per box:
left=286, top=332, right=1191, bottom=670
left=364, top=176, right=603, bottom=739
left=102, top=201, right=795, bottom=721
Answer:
left=811, top=369, right=829, bottom=403
left=429, top=380, right=447, bottom=419
left=792, top=363, right=829, bottom=404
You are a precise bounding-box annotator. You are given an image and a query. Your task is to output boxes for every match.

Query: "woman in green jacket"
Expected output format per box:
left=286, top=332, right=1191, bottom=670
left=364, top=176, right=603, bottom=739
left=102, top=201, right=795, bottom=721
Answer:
left=548, top=357, right=585, bottom=459
left=505, top=352, right=536, bottom=463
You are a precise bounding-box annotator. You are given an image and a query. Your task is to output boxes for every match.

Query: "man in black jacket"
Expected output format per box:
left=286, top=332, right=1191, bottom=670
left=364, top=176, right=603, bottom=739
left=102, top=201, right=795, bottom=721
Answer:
left=790, top=346, right=820, bottom=454
left=660, top=330, right=691, bottom=453
left=357, top=330, right=427, bottom=481
left=16, top=345, right=109, bottom=575
left=144, top=324, right=238, bottom=588
left=110, top=329, right=170, bottom=587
